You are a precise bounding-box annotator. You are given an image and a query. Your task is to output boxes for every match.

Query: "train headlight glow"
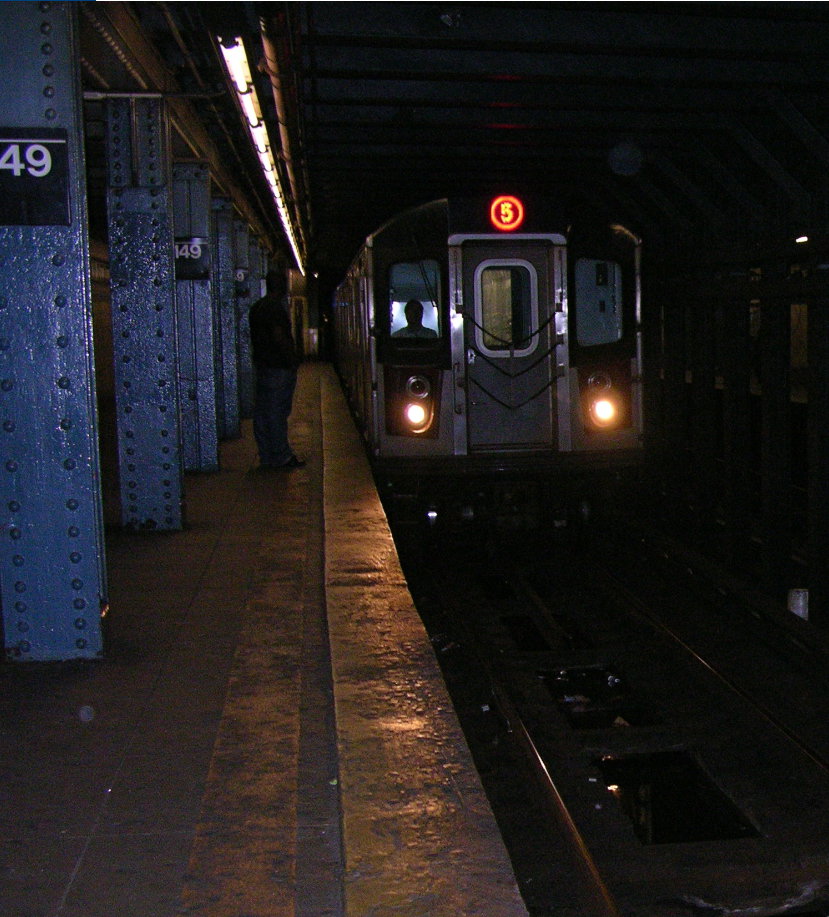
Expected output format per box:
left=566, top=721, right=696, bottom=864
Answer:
left=405, top=402, right=428, bottom=428
left=589, top=396, right=618, bottom=427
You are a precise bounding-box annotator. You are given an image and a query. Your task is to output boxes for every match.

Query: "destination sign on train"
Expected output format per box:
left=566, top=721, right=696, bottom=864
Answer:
left=489, top=195, right=525, bottom=232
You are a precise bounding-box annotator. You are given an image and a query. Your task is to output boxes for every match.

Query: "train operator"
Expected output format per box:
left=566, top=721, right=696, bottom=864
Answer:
left=392, top=299, right=438, bottom=338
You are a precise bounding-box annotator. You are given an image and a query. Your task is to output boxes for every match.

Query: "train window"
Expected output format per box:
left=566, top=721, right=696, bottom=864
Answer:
left=475, top=260, right=537, bottom=356
left=574, top=258, right=623, bottom=346
left=389, top=260, right=442, bottom=338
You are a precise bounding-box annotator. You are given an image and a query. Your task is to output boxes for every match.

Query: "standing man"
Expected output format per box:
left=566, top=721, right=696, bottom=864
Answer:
left=248, top=267, right=305, bottom=469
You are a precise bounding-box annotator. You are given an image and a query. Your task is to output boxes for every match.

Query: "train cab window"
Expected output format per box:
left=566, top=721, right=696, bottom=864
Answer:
left=574, top=258, right=623, bottom=346
left=476, top=260, right=537, bottom=356
left=389, top=260, right=442, bottom=339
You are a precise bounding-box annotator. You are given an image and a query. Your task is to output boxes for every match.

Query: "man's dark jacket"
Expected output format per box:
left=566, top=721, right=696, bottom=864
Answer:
left=249, top=294, right=299, bottom=370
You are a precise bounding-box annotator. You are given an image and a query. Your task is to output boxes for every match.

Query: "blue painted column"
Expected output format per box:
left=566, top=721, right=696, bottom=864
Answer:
left=249, top=239, right=269, bottom=410
left=235, top=221, right=255, bottom=419
left=173, top=162, right=219, bottom=471
left=250, top=237, right=267, bottom=300
left=106, top=97, right=184, bottom=530
left=0, top=3, right=107, bottom=660
left=211, top=198, right=240, bottom=440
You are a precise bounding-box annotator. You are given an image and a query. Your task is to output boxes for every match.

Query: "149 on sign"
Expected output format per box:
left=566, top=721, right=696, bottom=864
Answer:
left=175, top=241, right=203, bottom=259
left=174, top=237, right=211, bottom=280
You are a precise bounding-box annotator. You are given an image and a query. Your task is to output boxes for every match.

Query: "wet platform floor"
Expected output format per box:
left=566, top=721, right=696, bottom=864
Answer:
left=0, top=363, right=527, bottom=917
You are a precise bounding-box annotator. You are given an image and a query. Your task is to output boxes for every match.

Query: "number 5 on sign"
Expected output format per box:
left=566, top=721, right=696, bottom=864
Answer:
left=0, top=142, right=53, bottom=178
left=489, top=194, right=525, bottom=232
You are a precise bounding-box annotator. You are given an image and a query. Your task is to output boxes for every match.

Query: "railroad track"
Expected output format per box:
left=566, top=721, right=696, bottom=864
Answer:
left=397, top=523, right=829, bottom=917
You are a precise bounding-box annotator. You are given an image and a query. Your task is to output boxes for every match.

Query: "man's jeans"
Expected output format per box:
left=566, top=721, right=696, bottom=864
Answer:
left=253, top=366, right=297, bottom=466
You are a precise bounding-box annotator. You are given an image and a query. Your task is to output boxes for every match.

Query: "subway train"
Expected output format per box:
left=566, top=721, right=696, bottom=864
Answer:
left=331, top=195, right=643, bottom=528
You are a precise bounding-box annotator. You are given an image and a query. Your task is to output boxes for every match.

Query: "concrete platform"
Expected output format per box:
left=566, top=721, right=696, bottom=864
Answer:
left=0, top=363, right=528, bottom=917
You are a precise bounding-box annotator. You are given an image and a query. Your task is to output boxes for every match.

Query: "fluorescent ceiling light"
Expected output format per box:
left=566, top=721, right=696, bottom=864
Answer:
left=219, top=36, right=305, bottom=275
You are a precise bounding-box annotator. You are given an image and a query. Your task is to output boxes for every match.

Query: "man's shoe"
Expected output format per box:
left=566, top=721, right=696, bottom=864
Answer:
left=280, top=455, right=306, bottom=469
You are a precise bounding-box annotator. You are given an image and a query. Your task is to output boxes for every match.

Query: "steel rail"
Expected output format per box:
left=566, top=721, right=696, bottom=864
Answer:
left=427, top=561, right=622, bottom=917
left=489, top=679, right=622, bottom=917
left=596, top=565, right=829, bottom=777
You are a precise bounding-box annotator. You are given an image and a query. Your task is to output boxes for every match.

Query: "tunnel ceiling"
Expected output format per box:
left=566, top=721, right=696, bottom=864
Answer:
left=78, top=2, right=829, bottom=279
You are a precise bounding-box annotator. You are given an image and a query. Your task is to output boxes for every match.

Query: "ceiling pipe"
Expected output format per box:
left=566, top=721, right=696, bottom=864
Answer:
left=259, top=21, right=308, bottom=259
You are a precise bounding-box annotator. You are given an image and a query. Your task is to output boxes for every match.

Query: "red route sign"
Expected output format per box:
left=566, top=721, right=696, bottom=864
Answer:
left=490, top=195, right=525, bottom=231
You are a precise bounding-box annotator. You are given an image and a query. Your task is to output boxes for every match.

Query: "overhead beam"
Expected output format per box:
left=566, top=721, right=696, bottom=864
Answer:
left=304, top=65, right=829, bottom=95
left=768, top=89, right=829, bottom=165
left=708, top=112, right=811, bottom=212
left=688, top=145, right=768, bottom=225
left=80, top=2, right=281, bottom=252
left=649, top=152, right=729, bottom=228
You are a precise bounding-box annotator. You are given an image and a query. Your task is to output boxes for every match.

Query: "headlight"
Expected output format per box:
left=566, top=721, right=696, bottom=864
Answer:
left=403, top=374, right=433, bottom=432
left=405, top=402, right=428, bottom=427
left=589, top=394, right=619, bottom=428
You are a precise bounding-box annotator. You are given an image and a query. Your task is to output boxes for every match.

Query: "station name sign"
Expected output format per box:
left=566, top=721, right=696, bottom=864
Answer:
left=0, top=128, right=70, bottom=226
left=175, top=237, right=211, bottom=280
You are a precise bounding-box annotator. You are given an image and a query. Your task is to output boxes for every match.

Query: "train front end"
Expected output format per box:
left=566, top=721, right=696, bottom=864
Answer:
left=339, top=195, right=643, bottom=528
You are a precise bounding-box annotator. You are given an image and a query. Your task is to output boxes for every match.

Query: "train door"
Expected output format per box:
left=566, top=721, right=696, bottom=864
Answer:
left=460, top=240, right=558, bottom=449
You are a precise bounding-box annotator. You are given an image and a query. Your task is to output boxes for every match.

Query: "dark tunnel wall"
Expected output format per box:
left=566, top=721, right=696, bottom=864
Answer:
left=642, top=239, right=829, bottom=622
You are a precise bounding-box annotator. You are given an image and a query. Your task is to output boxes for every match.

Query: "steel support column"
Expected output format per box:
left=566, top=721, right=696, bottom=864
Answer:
left=661, top=287, right=689, bottom=501
left=248, top=238, right=268, bottom=411
left=106, top=97, right=184, bottom=530
left=173, top=162, right=218, bottom=471
left=758, top=269, right=792, bottom=598
left=721, top=280, right=754, bottom=574
left=0, top=3, right=106, bottom=660
left=211, top=198, right=240, bottom=440
left=235, top=220, right=255, bottom=418
left=689, top=282, right=718, bottom=540
left=807, top=271, right=829, bottom=626
left=250, top=238, right=267, bottom=302
left=640, top=269, right=664, bottom=490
